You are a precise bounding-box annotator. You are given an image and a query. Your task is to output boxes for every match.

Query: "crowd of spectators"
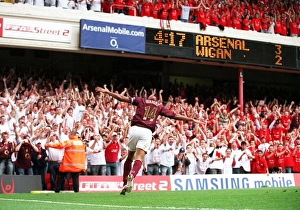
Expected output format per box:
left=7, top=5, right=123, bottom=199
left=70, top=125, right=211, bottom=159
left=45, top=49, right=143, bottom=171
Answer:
left=1, top=0, right=300, bottom=37
left=0, top=66, right=300, bottom=191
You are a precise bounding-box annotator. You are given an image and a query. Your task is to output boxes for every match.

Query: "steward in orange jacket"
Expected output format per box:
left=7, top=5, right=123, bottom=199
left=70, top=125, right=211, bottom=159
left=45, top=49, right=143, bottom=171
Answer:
left=46, top=133, right=86, bottom=192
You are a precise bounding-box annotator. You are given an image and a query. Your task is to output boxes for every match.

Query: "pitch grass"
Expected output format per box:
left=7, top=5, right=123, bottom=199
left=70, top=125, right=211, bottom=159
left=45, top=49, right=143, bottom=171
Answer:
left=0, top=187, right=299, bottom=210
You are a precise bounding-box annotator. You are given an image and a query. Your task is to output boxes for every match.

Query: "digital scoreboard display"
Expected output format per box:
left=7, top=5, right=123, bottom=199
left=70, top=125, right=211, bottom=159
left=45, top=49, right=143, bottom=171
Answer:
left=145, top=28, right=298, bottom=70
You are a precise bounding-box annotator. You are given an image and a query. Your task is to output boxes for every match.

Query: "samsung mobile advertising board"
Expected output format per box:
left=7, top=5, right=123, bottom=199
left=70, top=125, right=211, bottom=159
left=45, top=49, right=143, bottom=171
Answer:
left=79, top=174, right=300, bottom=192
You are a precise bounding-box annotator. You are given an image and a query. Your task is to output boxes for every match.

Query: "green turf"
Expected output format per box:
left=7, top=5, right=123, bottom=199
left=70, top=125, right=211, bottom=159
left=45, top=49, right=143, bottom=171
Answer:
left=0, top=187, right=299, bottom=210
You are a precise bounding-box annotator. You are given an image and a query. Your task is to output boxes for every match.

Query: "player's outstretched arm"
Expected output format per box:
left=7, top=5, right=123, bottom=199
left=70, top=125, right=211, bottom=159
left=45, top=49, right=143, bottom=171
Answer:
left=173, top=114, right=199, bottom=124
left=95, top=86, right=131, bottom=103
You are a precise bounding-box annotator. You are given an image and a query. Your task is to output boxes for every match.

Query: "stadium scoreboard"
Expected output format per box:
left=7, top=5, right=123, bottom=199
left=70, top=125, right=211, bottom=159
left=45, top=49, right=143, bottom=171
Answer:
left=145, top=28, right=298, bottom=70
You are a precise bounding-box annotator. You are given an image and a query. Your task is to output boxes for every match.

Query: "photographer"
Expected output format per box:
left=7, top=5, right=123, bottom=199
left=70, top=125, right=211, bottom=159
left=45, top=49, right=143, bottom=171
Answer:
left=173, top=148, right=191, bottom=175
left=15, top=135, right=39, bottom=175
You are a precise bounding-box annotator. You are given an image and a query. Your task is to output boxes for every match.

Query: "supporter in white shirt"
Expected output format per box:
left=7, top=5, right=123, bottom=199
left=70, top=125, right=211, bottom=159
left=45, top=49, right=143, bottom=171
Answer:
left=146, top=138, right=162, bottom=175
left=223, top=148, right=235, bottom=174
left=77, top=0, right=88, bottom=11
left=59, top=126, right=70, bottom=142
left=185, top=144, right=197, bottom=175
left=196, top=153, right=211, bottom=174
left=72, top=99, right=86, bottom=122
left=159, top=135, right=177, bottom=175
left=117, top=147, right=128, bottom=176
left=52, top=107, right=64, bottom=125
left=90, top=0, right=102, bottom=12
left=45, top=106, right=56, bottom=123
left=208, top=139, right=226, bottom=174
left=67, top=0, right=78, bottom=9
left=7, top=110, right=17, bottom=142
left=45, top=135, right=65, bottom=190
left=258, top=136, right=270, bottom=153
left=0, top=115, right=10, bottom=136
left=8, top=99, right=29, bottom=122
left=231, top=141, right=242, bottom=174
left=89, top=133, right=107, bottom=175
left=238, top=141, right=254, bottom=173
left=63, top=107, right=75, bottom=130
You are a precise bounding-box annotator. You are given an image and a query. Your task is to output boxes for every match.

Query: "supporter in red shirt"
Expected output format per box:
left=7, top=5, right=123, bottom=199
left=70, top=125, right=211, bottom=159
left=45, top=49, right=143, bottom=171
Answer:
left=160, top=1, right=172, bottom=20
left=105, top=132, right=121, bottom=175
left=283, top=142, right=294, bottom=173
left=253, top=150, right=269, bottom=174
left=151, top=0, right=162, bottom=19
left=126, top=0, right=139, bottom=16
left=141, top=0, right=153, bottom=17
left=281, top=111, right=292, bottom=133
left=271, top=120, right=284, bottom=143
left=293, top=144, right=300, bottom=173
left=274, top=14, right=283, bottom=35
left=256, top=121, right=271, bottom=143
left=210, top=12, right=219, bottom=26
left=114, top=0, right=125, bottom=14
left=281, top=13, right=287, bottom=36
left=242, top=14, right=251, bottom=30
left=205, top=8, right=212, bottom=26
left=249, top=139, right=258, bottom=173
left=196, top=6, right=206, bottom=24
left=261, top=12, right=270, bottom=33
left=265, top=145, right=277, bottom=173
left=232, top=11, right=242, bottom=29
left=275, top=143, right=285, bottom=172
left=289, top=15, right=298, bottom=37
left=251, top=12, right=262, bottom=32
left=169, top=1, right=179, bottom=21
left=219, top=10, right=227, bottom=26
left=102, top=0, right=114, bottom=13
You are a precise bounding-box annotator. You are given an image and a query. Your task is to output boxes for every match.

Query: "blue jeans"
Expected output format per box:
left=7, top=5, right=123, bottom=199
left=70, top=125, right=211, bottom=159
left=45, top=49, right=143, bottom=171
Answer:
left=91, top=165, right=106, bottom=175
left=0, top=159, right=14, bottom=175
left=232, top=168, right=240, bottom=174
left=147, top=163, right=160, bottom=175
left=106, top=162, right=117, bottom=176
left=160, top=165, right=172, bottom=175
left=18, top=168, right=33, bottom=175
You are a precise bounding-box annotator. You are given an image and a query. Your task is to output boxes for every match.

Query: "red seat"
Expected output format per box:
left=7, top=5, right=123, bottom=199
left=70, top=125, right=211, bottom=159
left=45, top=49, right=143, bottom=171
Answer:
left=45, top=173, right=51, bottom=190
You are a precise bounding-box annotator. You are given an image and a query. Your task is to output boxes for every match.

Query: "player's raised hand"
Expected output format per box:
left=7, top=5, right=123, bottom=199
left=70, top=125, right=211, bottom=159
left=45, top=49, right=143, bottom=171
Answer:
left=95, top=85, right=109, bottom=93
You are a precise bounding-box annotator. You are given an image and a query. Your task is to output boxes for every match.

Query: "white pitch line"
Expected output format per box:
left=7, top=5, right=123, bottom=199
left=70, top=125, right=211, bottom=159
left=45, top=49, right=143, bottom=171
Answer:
left=0, top=198, right=227, bottom=210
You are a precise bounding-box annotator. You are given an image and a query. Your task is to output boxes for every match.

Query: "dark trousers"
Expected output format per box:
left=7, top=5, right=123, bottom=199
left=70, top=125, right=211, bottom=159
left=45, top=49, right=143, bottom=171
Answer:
left=55, top=172, right=79, bottom=192
left=33, top=166, right=46, bottom=190
left=240, top=166, right=250, bottom=174
left=48, top=161, right=64, bottom=190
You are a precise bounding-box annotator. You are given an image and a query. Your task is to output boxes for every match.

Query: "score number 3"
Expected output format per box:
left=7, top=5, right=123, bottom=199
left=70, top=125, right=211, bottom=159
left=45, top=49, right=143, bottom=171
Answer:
left=275, top=44, right=282, bottom=66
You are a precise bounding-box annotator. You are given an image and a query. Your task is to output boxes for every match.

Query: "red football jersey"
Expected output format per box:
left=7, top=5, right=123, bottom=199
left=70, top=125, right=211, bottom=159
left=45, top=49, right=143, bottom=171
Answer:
left=131, top=97, right=176, bottom=132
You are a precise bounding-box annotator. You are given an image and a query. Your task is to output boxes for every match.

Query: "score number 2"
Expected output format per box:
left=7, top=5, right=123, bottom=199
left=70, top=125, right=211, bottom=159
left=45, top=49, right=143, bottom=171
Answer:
left=275, top=44, right=282, bottom=66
